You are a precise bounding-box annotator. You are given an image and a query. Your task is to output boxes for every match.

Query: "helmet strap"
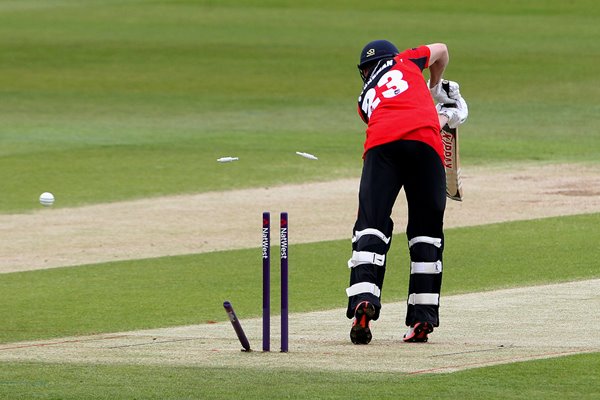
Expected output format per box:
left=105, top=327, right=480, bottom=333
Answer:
left=358, top=59, right=385, bottom=84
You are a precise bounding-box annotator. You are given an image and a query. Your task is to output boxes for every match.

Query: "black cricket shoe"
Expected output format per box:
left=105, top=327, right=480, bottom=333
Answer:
left=350, top=301, right=376, bottom=344
left=403, top=322, right=434, bottom=343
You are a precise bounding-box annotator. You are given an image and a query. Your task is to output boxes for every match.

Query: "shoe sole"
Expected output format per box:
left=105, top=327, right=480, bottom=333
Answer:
left=350, top=303, right=376, bottom=344
left=403, top=322, right=433, bottom=343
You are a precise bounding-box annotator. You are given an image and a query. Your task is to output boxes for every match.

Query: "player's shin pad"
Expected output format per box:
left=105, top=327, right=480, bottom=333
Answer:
left=441, top=123, right=463, bottom=201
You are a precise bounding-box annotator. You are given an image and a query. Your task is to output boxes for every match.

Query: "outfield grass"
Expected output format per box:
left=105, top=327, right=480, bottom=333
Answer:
left=0, top=353, right=598, bottom=400
left=1, top=0, right=599, bottom=212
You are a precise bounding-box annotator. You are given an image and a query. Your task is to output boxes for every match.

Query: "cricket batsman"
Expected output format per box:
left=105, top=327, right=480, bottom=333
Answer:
left=346, top=39, right=468, bottom=344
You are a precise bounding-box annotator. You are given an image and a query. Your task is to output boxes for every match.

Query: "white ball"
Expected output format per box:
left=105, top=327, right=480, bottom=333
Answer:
left=39, top=192, right=55, bottom=207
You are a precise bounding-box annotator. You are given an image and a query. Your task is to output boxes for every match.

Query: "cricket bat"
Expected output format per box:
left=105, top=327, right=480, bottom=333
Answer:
left=440, top=82, right=463, bottom=201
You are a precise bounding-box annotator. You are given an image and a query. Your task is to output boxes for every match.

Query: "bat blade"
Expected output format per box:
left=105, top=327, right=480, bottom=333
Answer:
left=441, top=123, right=463, bottom=201
left=439, top=80, right=463, bottom=201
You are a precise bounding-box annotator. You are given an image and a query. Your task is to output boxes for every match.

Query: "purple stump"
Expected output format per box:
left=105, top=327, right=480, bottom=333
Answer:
left=262, top=212, right=271, bottom=352
left=280, top=212, right=289, bottom=352
left=223, top=301, right=251, bottom=352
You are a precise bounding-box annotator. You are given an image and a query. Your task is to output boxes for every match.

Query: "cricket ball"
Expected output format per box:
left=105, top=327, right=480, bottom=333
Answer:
left=39, top=192, right=55, bottom=207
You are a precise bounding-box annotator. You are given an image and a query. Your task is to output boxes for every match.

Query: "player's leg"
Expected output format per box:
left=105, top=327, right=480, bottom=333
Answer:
left=402, top=141, right=446, bottom=342
left=346, top=143, right=402, bottom=344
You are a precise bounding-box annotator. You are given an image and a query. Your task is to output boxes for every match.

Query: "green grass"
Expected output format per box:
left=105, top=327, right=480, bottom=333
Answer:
left=0, top=353, right=598, bottom=399
left=3, top=132, right=362, bottom=210
left=1, top=213, right=598, bottom=344
left=1, top=1, right=600, bottom=398
left=1, top=0, right=599, bottom=212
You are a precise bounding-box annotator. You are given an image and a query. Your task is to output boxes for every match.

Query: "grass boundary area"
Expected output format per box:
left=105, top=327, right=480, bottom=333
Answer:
left=0, top=352, right=598, bottom=399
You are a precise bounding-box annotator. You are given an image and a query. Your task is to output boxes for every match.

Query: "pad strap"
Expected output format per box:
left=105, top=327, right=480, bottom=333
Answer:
left=347, top=251, right=385, bottom=268
left=352, top=228, right=391, bottom=245
left=408, top=236, right=442, bottom=248
left=346, top=282, right=381, bottom=297
left=410, top=261, right=443, bottom=274
left=407, top=293, right=439, bottom=305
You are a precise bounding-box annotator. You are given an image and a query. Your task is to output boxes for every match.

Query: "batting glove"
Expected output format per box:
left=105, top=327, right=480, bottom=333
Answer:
left=429, top=79, right=461, bottom=104
left=436, top=95, right=468, bottom=129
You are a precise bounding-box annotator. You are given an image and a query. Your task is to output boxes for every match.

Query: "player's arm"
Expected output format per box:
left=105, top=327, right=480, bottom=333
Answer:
left=426, top=43, right=449, bottom=88
left=426, top=43, right=461, bottom=104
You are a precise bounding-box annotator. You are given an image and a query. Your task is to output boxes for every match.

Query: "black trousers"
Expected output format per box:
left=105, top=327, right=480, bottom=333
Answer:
left=347, top=140, right=446, bottom=326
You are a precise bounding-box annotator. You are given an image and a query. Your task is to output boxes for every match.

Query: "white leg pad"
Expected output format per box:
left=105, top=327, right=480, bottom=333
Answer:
left=347, top=251, right=385, bottom=268
left=352, top=228, right=391, bottom=245
left=346, top=282, right=381, bottom=298
left=408, top=236, right=442, bottom=248
left=407, top=293, right=439, bottom=305
left=410, top=261, right=442, bottom=274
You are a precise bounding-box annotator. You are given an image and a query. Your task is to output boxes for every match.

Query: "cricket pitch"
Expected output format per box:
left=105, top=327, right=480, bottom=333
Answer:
left=1, top=279, right=597, bottom=374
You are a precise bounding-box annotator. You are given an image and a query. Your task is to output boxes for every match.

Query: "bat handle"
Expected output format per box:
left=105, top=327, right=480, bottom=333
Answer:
left=441, top=80, right=456, bottom=108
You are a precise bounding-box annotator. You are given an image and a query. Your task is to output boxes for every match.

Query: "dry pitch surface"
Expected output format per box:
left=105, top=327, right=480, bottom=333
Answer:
left=2, top=163, right=600, bottom=273
left=1, top=280, right=598, bottom=374
left=1, top=163, right=599, bottom=373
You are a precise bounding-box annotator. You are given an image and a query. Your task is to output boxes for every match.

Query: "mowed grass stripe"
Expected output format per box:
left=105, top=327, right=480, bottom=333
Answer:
left=1, top=213, right=598, bottom=344
left=0, top=353, right=598, bottom=399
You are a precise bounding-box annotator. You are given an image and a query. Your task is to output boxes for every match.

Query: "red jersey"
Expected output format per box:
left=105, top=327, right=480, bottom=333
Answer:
left=357, top=46, right=442, bottom=160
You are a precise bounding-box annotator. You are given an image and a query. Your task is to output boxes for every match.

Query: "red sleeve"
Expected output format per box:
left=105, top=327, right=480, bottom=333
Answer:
left=397, top=45, right=430, bottom=71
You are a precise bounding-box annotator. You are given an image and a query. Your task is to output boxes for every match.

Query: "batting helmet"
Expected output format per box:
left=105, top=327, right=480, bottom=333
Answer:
left=357, top=40, right=399, bottom=82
